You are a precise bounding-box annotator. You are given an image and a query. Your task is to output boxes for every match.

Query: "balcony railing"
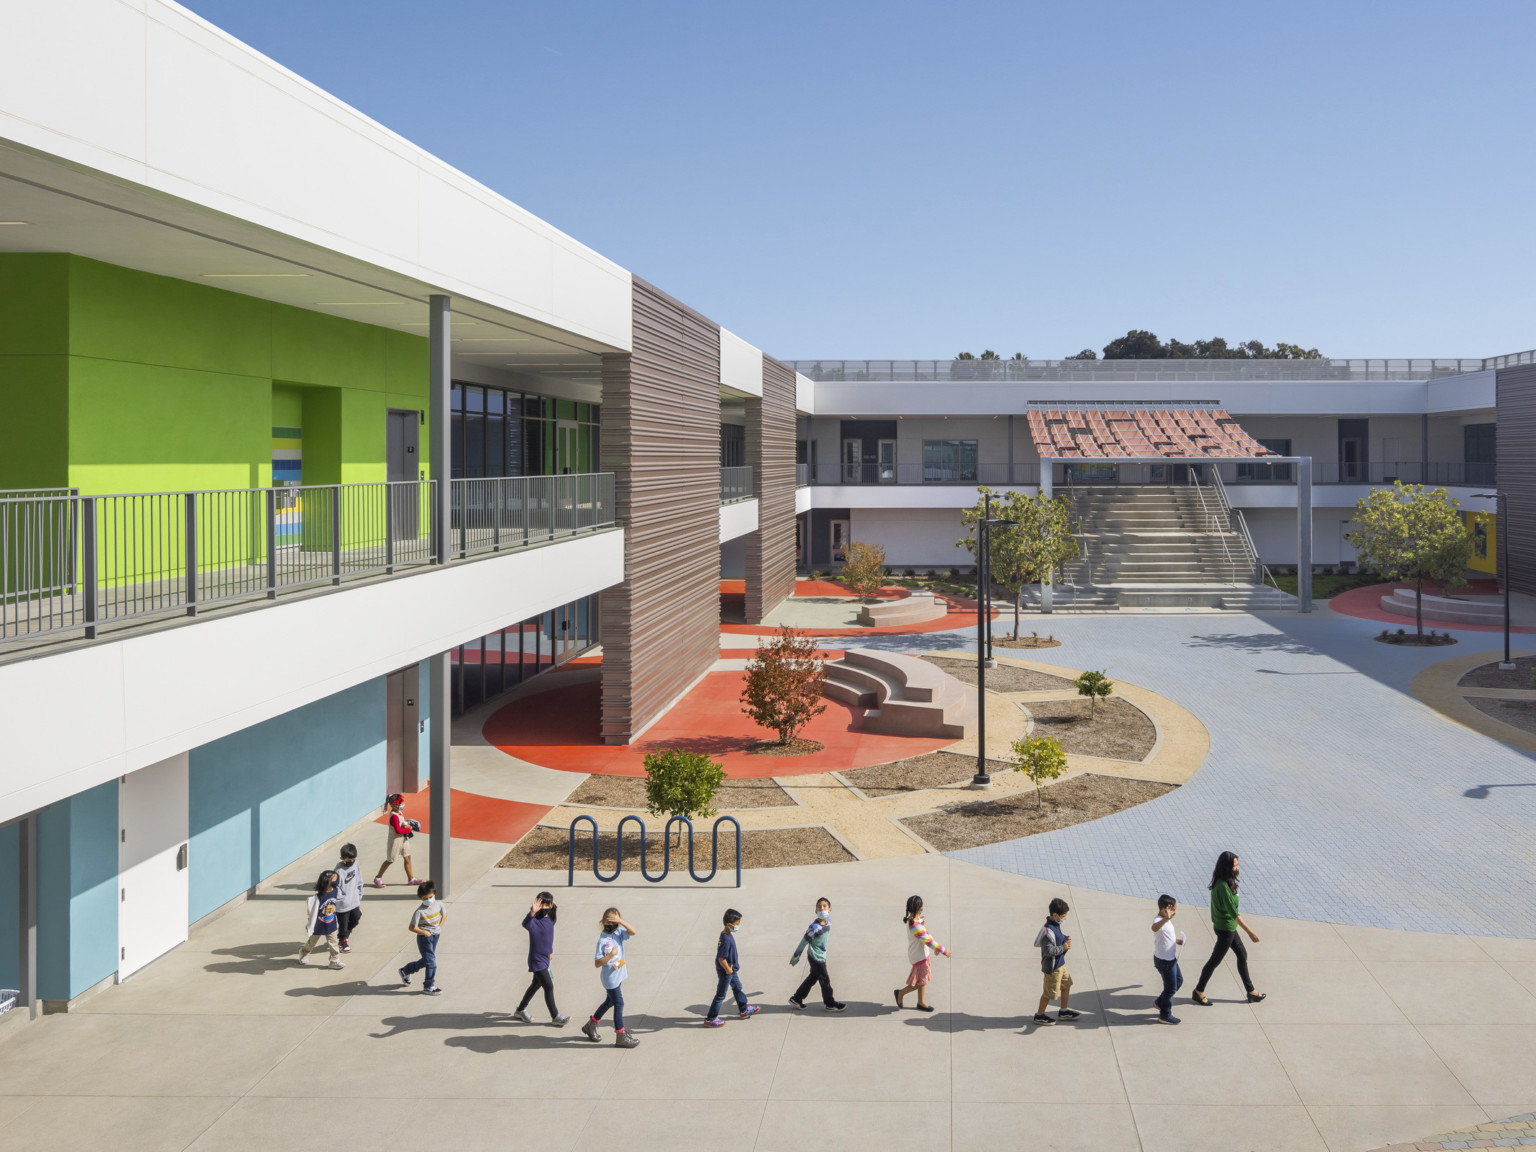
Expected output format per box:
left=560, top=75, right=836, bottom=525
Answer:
left=795, top=459, right=1496, bottom=489
left=805, top=462, right=1042, bottom=486
left=1, top=474, right=616, bottom=647
left=720, top=465, right=753, bottom=503
left=789, top=358, right=1502, bottom=383
left=795, top=463, right=809, bottom=488
left=1224, top=461, right=1495, bottom=486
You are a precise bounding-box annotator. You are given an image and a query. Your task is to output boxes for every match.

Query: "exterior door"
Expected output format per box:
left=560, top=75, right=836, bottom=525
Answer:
left=118, top=754, right=189, bottom=980
left=385, top=665, right=421, bottom=795
left=556, top=420, right=580, bottom=474
left=842, top=439, right=861, bottom=484
left=877, top=439, right=896, bottom=484
left=830, top=519, right=850, bottom=563
left=387, top=410, right=420, bottom=540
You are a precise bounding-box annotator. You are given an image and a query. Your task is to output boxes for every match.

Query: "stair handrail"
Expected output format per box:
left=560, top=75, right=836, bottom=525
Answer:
left=1189, top=472, right=1241, bottom=586
left=1229, top=507, right=1265, bottom=586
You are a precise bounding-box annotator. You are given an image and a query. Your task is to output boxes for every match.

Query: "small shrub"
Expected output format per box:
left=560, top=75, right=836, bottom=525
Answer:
left=1074, top=669, right=1114, bottom=716
left=643, top=748, right=726, bottom=844
left=840, top=540, right=887, bottom=600
left=1010, top=733, right=1068, bottom=807
left=740, top=626, right=828, bottom=744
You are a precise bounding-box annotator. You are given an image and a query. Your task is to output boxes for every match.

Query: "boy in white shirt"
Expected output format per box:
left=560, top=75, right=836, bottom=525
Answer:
left=1152, top=893, right=1185, bottom=1024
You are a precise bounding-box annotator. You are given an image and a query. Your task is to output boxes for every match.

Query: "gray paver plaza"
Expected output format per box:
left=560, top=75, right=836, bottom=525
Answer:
left=883, top=610, right=1536, bottom=938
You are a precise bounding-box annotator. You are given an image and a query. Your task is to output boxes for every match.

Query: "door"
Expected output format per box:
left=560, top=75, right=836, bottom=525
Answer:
left=877, top=439, right=896, bottom=484
left=556, top=420, right=580, bottom=474
left=1338, top=418, right=1369, bottom=483
left=830, top=519, right=850, bottom=563
left=385, top=665, right=421, bottom=795
left=387, top=410, right=420, bottom=540
left=118, top=754, right=189, bottom=980
left=842, top=439, right=862, bottom=484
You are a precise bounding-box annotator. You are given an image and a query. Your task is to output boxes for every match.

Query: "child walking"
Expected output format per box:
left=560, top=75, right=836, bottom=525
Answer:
left=300, top=870, right=345, bottom=969
left=705, top=909, right=760, bottom=1026
left=1152, top=893, right=1185, bottom=1024
left=895, top=895, right=949, bottom=1012
left=1033, top=897, right=1079, bottom=1025
left=398, top=880, right=444, bottom=994
left=514, top=892, right=569, bottom=1026
left=790, top=897, right=845, bottom=1011
left=334, top=844, right=363, bottom=954
left=582, top=908, right=640, bottom=1048
left=373, top=793, right=420, bottom=888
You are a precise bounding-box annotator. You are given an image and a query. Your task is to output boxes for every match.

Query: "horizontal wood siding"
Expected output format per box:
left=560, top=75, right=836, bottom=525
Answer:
left=745, top=355, right=799, bottom=622
left=599, top=279, right=721, bottom=742
left=1497, top=366, right=1536, bottom=595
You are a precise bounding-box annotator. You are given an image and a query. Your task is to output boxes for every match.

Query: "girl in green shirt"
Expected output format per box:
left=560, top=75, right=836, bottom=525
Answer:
left=1191, top=851, right=1266, bottom=1005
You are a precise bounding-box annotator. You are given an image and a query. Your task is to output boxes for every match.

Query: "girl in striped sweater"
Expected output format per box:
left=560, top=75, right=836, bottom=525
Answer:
left=895, top=895, right=950, bottom=1012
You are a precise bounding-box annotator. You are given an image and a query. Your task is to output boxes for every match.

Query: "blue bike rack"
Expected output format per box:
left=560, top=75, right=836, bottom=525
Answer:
left=567, top=814, right=742, bottom=888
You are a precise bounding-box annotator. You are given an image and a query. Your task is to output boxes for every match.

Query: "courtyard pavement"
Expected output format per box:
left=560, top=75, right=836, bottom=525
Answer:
left=4, top=829, right=1534, bottom=1152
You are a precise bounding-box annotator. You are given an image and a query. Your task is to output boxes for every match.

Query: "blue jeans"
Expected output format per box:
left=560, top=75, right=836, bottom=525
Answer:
left=404, top=934, right=438, bottom=987
left=593, top=985, right=624, bottom=1030
left=707, top=969, right=747, bottom=1019
left=1154, top=957, right=1183, bottom=1017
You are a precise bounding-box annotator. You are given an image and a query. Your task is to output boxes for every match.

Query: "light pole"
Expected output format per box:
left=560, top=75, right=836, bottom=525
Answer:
left=1474, top=492, right=1513, bottom=669
left=983, top=493, right=996, bottom=668
left=973, top=512, right=1017, bottom=788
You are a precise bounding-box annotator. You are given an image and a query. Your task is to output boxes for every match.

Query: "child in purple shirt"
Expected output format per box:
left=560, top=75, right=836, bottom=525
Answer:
left=513, top=892, right=569, bottom=1026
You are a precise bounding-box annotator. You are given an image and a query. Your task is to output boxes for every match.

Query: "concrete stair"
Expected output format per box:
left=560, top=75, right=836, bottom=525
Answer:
left=821, top=649, right=976, bottom=739
left=856, top=590, right=947, bottom=627
left=1380, top=588, right=1503, bottom=624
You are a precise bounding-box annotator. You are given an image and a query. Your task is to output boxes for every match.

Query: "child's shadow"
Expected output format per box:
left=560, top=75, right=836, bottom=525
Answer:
left=371, top=1012, right=516, bottom=1039
left=202, top=942, right=300, bottom=976
left=446, top=1032, right=587, bottom=1054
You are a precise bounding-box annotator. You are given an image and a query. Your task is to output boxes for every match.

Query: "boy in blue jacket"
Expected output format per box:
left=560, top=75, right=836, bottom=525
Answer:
left=704, top=909, right=760, bottom=1026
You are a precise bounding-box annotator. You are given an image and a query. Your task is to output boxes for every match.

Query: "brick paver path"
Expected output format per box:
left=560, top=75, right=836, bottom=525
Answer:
left=1371, top=1110, right=1536, bottom=1148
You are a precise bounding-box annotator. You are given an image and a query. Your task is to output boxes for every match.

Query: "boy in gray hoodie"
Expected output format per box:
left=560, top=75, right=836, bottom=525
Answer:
left=334, top=844, right=363, bottom=954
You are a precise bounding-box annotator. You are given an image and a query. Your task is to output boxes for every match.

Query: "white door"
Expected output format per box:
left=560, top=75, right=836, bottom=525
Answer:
left=118, top=753, right=189, bottom=980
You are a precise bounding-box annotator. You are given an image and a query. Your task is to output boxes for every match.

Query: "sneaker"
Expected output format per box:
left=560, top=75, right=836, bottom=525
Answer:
left=739, top=1005, right=760, bottom=1019
left=1057, top=1008, right=1081, bottom=1020
left=552, top=1013, right=570, bottom=1027
left=296, top=955, right=309, bottom=966
left=581, top=1018, right=601, bottom=1043
left=398, top=966, right=412, bottom=986
left=327, top=961, right=346, bottom=970
left=704, top=1017, right=725, bottom=1027
left=826, top=1002, right=847, bottom=1012
left=372, top=877, right=386, bottom=889
left=789, top=996, right=806, bottom=1011
left=422, top=985, right=441, bottom=995
left=1155, top=1014, right=1181, bottom=1025
left=512, top=1009, right=534, bottom=1024
left=339, top=943, right=352, bottom=954
left=1032, top=1013, right=1055, bottom=1026
left=614, top=1029, right=640, bottom=1048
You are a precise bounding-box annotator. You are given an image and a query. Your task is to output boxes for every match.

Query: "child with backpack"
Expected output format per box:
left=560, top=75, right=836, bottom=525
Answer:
left=1033, top=897, right=1080, bottom=1025
left=895, top=895, right=949, bottom=1011
left=373, top=793, right=420, bottom=888
left=299, top=870, right=345, bottom=969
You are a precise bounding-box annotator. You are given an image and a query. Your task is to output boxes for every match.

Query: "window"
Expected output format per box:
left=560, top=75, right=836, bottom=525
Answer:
left=1465, top=423, right=1496, bottom=464
left=1237, top=439, right=1292, bottom=482
left=450, top=383, right=599, bottom=479
left=923, top=439, right=978, bottom=483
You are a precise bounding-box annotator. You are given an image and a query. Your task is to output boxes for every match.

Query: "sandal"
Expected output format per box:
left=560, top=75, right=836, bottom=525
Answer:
left=1192, top=992, right=1212, bottom=1006
left=1247, top=992, right=1267, bottom=1003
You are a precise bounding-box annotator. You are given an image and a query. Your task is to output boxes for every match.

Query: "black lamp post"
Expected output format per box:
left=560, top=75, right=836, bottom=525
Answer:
left=1474, top=492, right=1513, bottom=669
left=973, top=510, right=1018, bottom=788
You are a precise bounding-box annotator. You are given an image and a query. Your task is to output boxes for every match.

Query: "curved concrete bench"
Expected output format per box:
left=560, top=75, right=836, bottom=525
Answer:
left=1380, top=587, right=1503, bottom=625
left=856, top=589, right=948, bottom=627
left=821, top=648, right=976, bottom=740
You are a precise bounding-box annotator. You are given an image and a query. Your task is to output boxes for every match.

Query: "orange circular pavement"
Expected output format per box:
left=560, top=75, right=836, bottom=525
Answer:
left=482, top=670, right=956, bottom=777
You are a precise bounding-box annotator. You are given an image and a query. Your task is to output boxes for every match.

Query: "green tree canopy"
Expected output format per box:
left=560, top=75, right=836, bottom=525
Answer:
left=1346, top=482, right=1472, bottom=637
left=958, top=487, right=1081, bottom=637
left=1098, top=330, right=1322, bottom=360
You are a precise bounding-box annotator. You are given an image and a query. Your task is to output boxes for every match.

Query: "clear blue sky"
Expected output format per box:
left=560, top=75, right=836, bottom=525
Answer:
left=183, top=0, right=1536, bottom=360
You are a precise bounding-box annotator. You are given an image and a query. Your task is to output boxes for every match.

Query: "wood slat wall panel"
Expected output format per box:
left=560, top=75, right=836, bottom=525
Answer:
left=745, top=355, right=799, bottom=622
left=1497, top=366, right=1536, bottom=595
left=599, top=279, right=722, bottom=742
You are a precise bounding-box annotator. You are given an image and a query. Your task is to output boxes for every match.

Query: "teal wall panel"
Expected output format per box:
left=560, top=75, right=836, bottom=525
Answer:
left=35, top=781, right=118, bottom=1001
left=0, top=822, right=17, bottom=992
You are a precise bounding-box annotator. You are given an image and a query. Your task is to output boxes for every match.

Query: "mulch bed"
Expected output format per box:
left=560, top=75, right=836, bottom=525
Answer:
left=1466, top=697, right=1536, bottom=736
left=564, top=774, right=794, bottom=810
left=902, top=773, right=1177, bottom=852
left=841, top=751, right=1010, bottom=798
left=1459, top=657, right=1536, bottom=689
left=995, top=637, right=1062, bottom=650
left=1025, top=697, right=1157, bottom=761
left=1375, top=631, right=1457, bottom=646
left=922, top=655, right=1076, bottom=692
left=497, top=825, right=853, bottom=870
left=745, top=737, right=825, bottom=757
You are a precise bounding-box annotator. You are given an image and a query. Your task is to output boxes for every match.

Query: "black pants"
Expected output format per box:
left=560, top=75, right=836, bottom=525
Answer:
left=518, top=968, right=559, bottom=1016
left=793, top=957, right=836, bottom=1006
left=1195, top=930, right=1253, bottom=995
left=336, top=907, right=361, bottom=945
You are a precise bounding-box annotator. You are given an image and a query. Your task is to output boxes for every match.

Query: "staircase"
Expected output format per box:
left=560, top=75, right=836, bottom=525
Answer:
left=821, top=649, right=976, bottom=739
left=1036, top=480, right=1295, bottom=612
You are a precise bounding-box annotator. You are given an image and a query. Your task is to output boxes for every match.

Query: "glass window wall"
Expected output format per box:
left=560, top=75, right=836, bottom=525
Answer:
left=451, top=593, right=601, bottom=715
left=451, top=383, right=599, bottom=479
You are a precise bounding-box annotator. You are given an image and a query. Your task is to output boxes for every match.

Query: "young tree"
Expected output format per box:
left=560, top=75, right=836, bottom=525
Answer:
left=739, top=627, right=828, bottom=745
left=958, top=487, right=1081, bottom=637
left=1074, top=670, right=1114, bottom=716
left=1346, top=482, right=1473, bottom=638
left=1010, top=733, right=1068, bottom=808
left=642, top=748, right=726, bottom=846
left=839, top=539, right=887, bottom=601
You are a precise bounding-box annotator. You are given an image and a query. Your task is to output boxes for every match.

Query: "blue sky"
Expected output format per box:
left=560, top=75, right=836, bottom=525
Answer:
left=183, top=0, right=1536, bottom=360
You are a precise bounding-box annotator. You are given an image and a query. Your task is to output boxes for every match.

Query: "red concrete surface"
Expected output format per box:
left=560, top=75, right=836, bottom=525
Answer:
left=375, top=787, right=551, bottom=845
left=718, top=648, right=846, bottom=660
left=1327, top=579, right=1536, bottom=633
left=481, top=670, right=955, bottom=777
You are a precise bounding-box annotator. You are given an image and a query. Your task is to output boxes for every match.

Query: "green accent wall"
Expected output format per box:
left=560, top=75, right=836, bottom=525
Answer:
left=0, top=254, right=428, bottom=494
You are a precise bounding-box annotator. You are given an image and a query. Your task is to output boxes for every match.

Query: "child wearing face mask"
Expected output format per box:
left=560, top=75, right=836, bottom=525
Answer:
left=583, top=907, right=640, bottom=1048
left=705, top=909, right=760, bottom=1026
left=790, top=897, right=845, bottom=1012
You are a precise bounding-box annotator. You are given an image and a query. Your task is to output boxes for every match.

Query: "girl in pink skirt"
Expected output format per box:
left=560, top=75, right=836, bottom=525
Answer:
left=895, top=894, right=950, bottom=1012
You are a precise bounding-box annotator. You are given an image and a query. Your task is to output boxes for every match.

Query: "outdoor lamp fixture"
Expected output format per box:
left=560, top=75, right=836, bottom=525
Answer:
left=973, top=505, right=1018, bottom=788
left=1474, top=493, right=1514, bottom=669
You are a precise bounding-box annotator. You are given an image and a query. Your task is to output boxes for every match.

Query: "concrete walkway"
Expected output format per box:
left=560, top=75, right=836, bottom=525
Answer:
left=4, top=840, right=1534, bottom=1152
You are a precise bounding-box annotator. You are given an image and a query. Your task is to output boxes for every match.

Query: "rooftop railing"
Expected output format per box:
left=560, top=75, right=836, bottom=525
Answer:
left=789, top=357, right=1506, bottom=383
left=720, top=465, right=753, bottom=503
left=1, top=473, right=615, bottom=648
left=795, top=459, right=1495, bottom=489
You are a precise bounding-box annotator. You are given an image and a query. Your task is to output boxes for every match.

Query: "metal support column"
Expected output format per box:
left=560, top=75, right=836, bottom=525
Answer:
left=428, top=295, right=452, bottom=566
left=1039, top=458, right=1054, bottom=614
left=1297, top=456, right=1313, bottom=613
left=19, top=813, right=37, bottom=1019
left=428, top=650, right=452, bottom=897
left=1007, top=414, right=1015, bottom=486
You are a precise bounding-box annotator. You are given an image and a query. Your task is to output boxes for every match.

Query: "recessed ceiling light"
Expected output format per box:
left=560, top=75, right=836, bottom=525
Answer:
left=0, top=221, right=29, bottom=226
left=456, top=337, right=532, bottom=343
left=203, top=273, right=309, bottom=278
left=400, top=320, right=477, bottom=327
left=315, top=301, right=401, bottom=306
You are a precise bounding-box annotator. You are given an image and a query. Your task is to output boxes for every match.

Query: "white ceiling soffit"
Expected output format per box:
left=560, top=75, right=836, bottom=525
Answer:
left=0, top=0, right=633, bottom=354
left=719, top=328, right=765, bottom=399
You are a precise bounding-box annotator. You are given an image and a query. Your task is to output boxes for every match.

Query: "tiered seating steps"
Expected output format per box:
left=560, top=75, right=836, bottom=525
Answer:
left=821, top=649, right=976, bottom=739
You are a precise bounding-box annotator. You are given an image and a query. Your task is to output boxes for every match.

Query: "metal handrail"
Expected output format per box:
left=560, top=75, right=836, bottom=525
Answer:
left=1188, top=472, right=1241, bottom=586
left=720, top=465, right=754, bottom=503
left=566, top=814, right=742, bottom=887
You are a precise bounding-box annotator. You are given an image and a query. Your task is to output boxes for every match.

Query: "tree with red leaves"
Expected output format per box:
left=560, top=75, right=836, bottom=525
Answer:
left=740, top=627, right=828, bottom=745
